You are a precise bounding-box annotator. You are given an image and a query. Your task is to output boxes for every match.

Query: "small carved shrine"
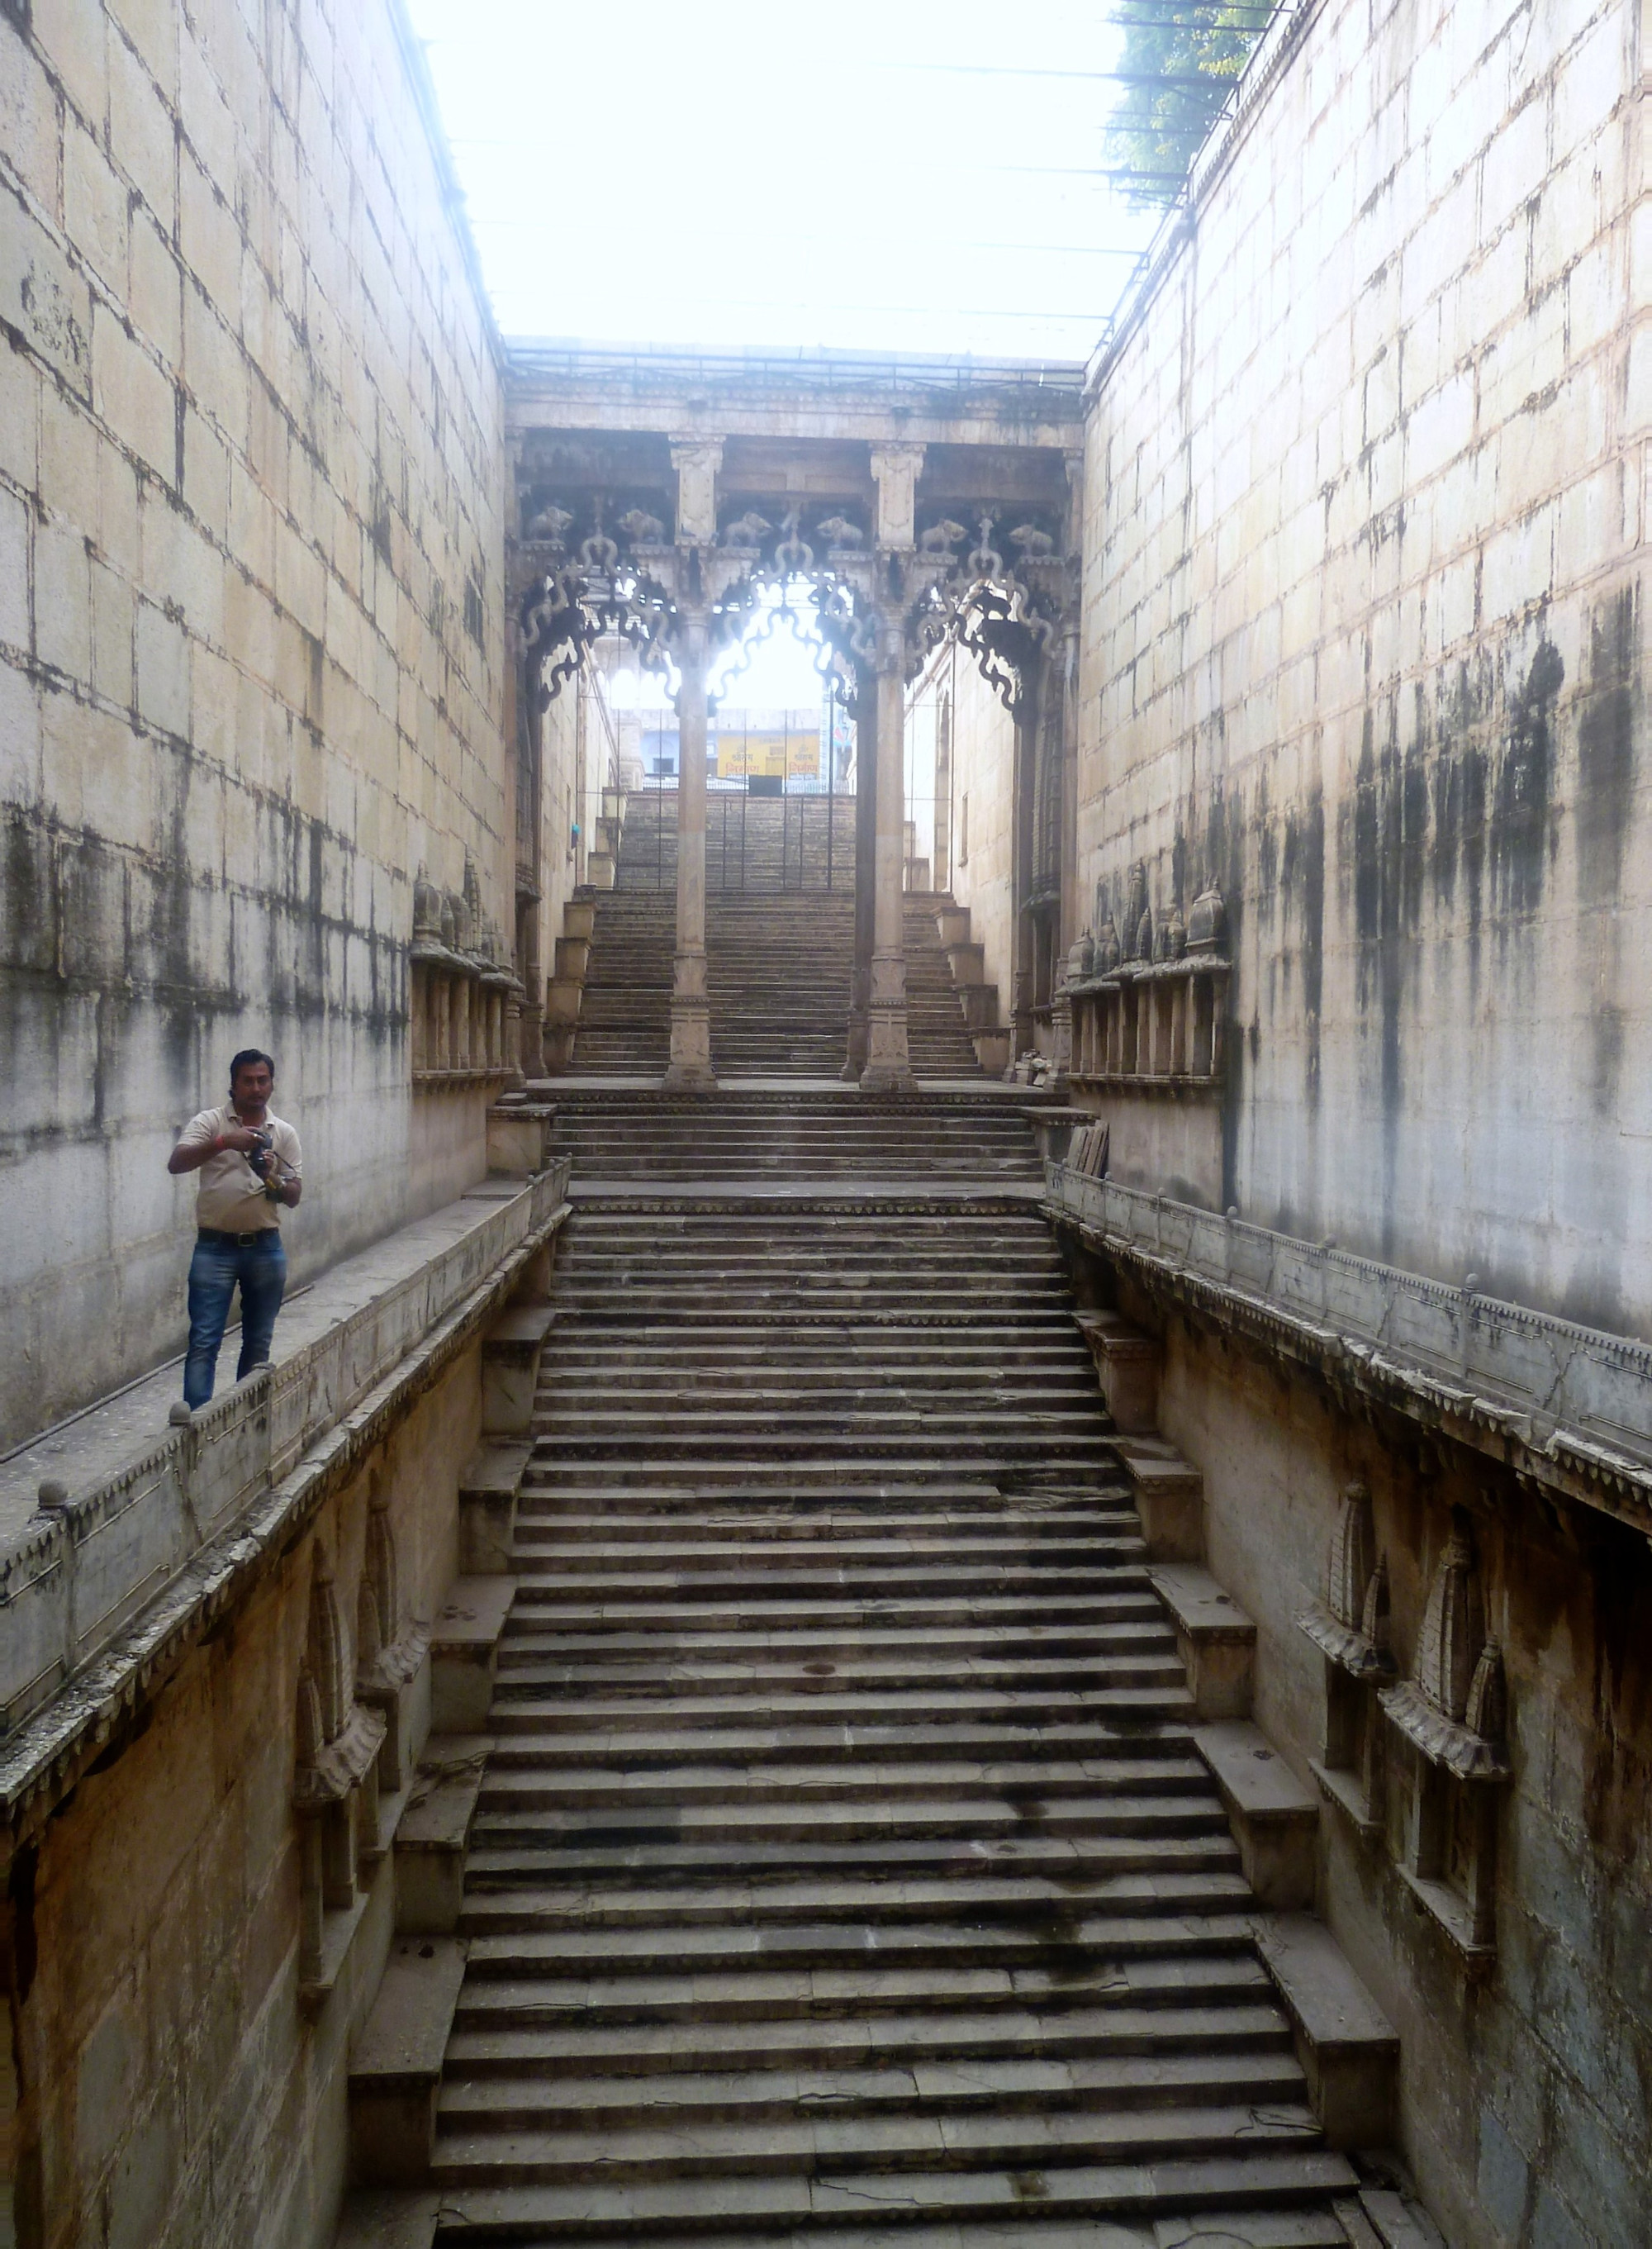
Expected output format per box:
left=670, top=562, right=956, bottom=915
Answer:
left=1379, top=1509, right=1511, bottom=1958
left=292, top=1548, right=387, bottom=2009
left=1298, top=1481, right=1396, bottom=1831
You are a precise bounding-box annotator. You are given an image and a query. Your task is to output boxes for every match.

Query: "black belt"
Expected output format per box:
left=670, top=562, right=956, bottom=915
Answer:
left=197, top=1226, right=281, bottom=1248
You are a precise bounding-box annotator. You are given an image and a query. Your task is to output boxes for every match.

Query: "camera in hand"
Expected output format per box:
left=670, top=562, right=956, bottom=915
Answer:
left=245, top=1128, right=282, bottom=1201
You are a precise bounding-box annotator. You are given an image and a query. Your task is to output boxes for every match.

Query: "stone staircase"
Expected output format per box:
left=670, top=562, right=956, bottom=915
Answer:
left=398, top=1090, right=1362, bottom=2244
left=615, top=788, right=857, bottom=894
left=569, top=791, right=980, bottom=1077
left=539, top=1086, right=1042, bottom=1189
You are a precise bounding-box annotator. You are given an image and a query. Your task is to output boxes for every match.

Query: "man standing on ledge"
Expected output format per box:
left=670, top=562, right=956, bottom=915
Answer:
left=167, top=1049, right=303, bottom=1410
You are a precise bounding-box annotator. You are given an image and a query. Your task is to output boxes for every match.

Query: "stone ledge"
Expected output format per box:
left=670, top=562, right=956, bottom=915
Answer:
left=348, top=1936, right=468, bottom=2186
left=1113, top=1437, right=1203, bottom=1561
left=0, top=1174, right=569, bottom=1844
left=459, top=1442, right=533, bottom=1575
left=1194, top=1720, right=1319, bottom=1911
left=1254, top=1912, right=1398, bottom=2149
left=396, top=1733, right=492, bottom=1936
left=1149, top=1563, right=1255, bottom=1719
left=1075, top=1308, right=1162, bottom=1434
left=430, top=1579, right=515, bottom=1734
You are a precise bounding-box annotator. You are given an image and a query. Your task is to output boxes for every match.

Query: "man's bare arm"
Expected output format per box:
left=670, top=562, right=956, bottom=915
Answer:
left=168, top=1124, right=260, bottom=1174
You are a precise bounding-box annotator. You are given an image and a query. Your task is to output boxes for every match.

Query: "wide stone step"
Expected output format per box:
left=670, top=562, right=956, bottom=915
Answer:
left=458, top=1877, right=1256, bottom=1938
left=491, top=1656, right=1187, bottom=1703
left=425, top=2152, right=1356, bottom=2237
left=469, top=1789, right=1227, bottom=1852
left=473, top=1757, right=1206, bottom=1813
left=430, top=2100, right=1325, bottom=2188
left=495, top=1561, right=1149, bottom=1602
left=462, top=1830, right=1238, bottom=1889
left=457, top=1918, right=1263, bottom=1980
left=504, top=1514, right=1134, bottom=1548
left=447, top=1951, right=1260, bottom=2033
left=510, top=1472, right=1127, bottom=1501
left=499, top=1530, right=1144, bottom=1567
left=439, top=2046, right=1307, bottom=2137
left=485, top=1687, right=1194, bottom=1731
left=510, top=1497, right=1130, bottom=1528
left=476, top=1718, right=1191, bottom=1770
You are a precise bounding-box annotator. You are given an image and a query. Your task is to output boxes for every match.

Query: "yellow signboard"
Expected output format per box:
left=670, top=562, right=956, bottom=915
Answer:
left=714, top=730, right=819, bottom=780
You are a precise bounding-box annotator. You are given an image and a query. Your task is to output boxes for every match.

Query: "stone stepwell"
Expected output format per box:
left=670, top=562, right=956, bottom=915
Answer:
left=405, top=1086, right=1363, bottom=2245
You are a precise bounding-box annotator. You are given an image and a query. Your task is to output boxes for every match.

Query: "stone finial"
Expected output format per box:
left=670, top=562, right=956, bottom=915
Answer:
left=296, top=1662, right=324, bottom=1768
left=1360, top=1555, right=1391, bottom=1652
left=308, top=1553, right=349, bottom=1743
left=1416, top=1510, right=1483, bottom=1724
left=366, top=1494, right=397, bottom=1644
left=1094, top=911, right=1121, bottom=974
left=1135, top=907, right=1154, bottom=961
left=439, top=893, right=456, bottom=949
left=1123, top=863, right=1148, bottom=959
left=413, top=869, right=442, bottom=944
left=1069, top=929, right=1094, bottom=983
left=1327, top=1480, right=1375, bottom=1632
left=1464, top=1638, right=1507, bottom=1748
left=1163, top=902, right=1186, bottom=959
left=355, top=1576, right=382, bottom=1674
left=1187, top=885, right=1227, bottom=955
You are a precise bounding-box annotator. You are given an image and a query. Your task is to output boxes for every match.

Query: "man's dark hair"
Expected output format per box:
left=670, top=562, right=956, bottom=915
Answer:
left=229, top=1048, right=276, bottom=1086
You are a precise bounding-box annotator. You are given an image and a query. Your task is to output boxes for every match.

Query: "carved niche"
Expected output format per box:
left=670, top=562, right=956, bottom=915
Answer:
left=354, top=1484, right=430, bottom=1797
left=292, top=1548, right=386, bottom=2004
left=1379, top=1508, right=1511, bottom=1958
left=1297, top=1481, right=1396, bottom=1831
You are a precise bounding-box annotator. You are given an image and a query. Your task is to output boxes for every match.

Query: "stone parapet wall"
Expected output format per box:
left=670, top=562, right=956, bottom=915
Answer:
left=0, top=1158, right=569, bottom=1793
left=0, top=0, right=510, bottom=1443
left=1044, top=1158, right=1652, bottom=1535
left=1076, top=0, right=1649, bottom=1332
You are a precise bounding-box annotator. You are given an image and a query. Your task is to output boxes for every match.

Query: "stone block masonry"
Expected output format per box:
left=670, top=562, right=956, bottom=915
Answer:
left=1077, top=0, right=1650, bottom=1336
left=0, top=0, right=512, bottom=1445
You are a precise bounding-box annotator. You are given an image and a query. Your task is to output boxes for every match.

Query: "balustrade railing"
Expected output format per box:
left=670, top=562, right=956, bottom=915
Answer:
left=1043, top=1160, right=1652, bottom=1505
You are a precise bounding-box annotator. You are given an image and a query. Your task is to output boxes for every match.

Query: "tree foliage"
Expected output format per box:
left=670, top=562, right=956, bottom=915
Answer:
left=1107, top=4, right=1275, bottom=203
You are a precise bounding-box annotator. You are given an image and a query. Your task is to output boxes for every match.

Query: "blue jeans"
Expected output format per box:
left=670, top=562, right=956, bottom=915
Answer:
left=183, top=1230, right=287, bottom=1409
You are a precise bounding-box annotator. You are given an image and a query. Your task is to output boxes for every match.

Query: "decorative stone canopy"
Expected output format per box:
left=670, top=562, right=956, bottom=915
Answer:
left=1298, top=1481, right=1397, bottom=1681
left=1380, top=1510, right=1510, bottom=1783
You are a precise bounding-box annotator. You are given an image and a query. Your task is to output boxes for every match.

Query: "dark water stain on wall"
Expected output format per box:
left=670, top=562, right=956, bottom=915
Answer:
left=1490, top=638, right=1564, bottom=925
left=1574, top=586, right=1638, bottom=914
left=1280, top=781, right=1325, bottom=1105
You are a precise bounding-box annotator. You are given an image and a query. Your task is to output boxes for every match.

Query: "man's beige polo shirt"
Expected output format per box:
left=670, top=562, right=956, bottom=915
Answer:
left=177, top=1104, right=303, bottom=1234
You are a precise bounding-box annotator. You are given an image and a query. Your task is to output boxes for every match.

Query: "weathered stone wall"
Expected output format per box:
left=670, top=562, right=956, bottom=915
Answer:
left=0, top=0, right=509, bottom=1442
left=1078, top=0, right=1648, bottom=1331
left=1129, top=1286, right=1652, bottom=2249
left=7, top=1342, right=479, bottom=2249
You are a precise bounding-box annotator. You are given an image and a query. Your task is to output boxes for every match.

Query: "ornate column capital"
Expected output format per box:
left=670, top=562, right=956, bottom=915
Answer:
left=669, top=437, right=725, bottom=544
left=869, top=443, right=926, bottom=552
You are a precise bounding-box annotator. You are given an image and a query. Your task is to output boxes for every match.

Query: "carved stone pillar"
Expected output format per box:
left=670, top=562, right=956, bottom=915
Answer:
left=666, top=611, right=714, bottom=1088
left=843, top=684, right=876, bottom=1079
left=862, top=622, right=913, bottom=1092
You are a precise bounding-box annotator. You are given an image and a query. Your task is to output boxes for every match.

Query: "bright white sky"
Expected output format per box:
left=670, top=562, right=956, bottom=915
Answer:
left=405, top=1, right=1161, bottom=363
